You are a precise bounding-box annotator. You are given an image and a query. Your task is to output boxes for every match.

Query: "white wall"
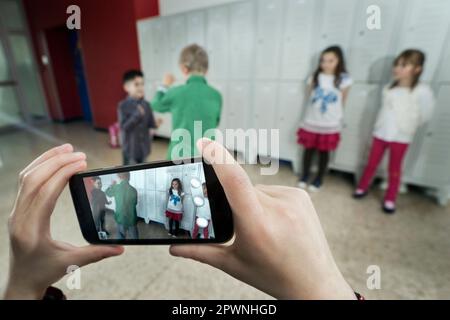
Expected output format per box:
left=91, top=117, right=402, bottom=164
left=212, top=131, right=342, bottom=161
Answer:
left=159, top=0, right=243, bottom=16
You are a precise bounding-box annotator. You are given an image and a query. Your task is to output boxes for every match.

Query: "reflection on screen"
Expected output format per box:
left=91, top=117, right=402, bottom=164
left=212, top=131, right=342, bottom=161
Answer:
left=82, top=163, right=214, bottom=240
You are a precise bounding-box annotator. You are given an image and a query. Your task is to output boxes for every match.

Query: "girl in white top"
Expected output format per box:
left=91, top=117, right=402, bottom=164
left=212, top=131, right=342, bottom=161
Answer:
left=165, top=178, right=185, bottom=237
left=355, top=49, right=435, bottom=214
left=297, top=46, right=353, bottom=192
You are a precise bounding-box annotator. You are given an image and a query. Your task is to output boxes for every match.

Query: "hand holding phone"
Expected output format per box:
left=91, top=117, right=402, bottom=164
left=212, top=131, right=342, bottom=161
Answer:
left=170, top=139, right=355, bottom=300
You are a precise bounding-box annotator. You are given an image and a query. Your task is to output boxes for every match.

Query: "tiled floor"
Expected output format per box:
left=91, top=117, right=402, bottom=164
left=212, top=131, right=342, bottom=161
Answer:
left=0, top=122, right=449, bottom=299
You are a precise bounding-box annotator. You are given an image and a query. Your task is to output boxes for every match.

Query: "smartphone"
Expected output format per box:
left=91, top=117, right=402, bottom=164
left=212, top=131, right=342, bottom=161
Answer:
left=69, top=158, right=233, bottom=244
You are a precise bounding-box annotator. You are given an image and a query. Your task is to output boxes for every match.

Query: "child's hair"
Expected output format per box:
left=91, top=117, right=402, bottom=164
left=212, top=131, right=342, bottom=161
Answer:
left=123, top=70, right=144, bottom=84
left=390, top=49, right=425, bottom=90
left=118, top=172, right=130, bottom=181
left=312, top=46, right=347, bottom=89
left=169, top=178, right=183, bottom=195
left=92, top=176, right=101, bottom=183
left=179, top=44, right=209, bottom=74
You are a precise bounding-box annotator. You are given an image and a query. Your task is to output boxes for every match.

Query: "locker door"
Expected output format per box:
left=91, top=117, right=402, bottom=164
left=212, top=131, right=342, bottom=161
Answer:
left=146, top=80, right=172, bottom=139
left=151, top=19, right=170, bottom=80
left=437, top=29, right=450, bottom=83
left=407, top=85, right=450, bottom=186
left=332, top=84, right=381, bottom=173
left=168, top=15, right=187, bottom=80
left=186, top=11, right=206, bottom=46
left=254, top=0, right=283, bottom=80
left=137, top=20, right=156, bottom=80
left=206, top=6, right=229, bottom=80
left=209, top=80, right=228, bottom=132
left=253, top=82, right=278, bottom=130
left=180, top=163, right=201, bottom=232
left=395, top=0, right=450, bottom=82
left=347, top=0, right=403, bottom=82
left=227, top=82, right=251, bottom=130
left=276, top=82, right=305, bottom=161
left=280, top=0, right=316, bottom=80
left=229, top=1, right=255, bottom=80
left=317, top=0, right=358, bottom=52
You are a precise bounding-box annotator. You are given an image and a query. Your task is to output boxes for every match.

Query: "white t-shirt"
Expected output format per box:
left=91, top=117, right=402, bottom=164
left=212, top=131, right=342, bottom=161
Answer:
left=301, top=73, right=353, bottom=134
left=196, top=198, right=211, bottom=220
left=167, top=189, right=184, bottom=213
left=373, top=83, right=435, bottom=143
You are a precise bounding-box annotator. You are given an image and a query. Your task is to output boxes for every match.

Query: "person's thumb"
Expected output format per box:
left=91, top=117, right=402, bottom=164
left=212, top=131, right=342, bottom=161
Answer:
left=71, top=245, right=124, bottom=267
left=196, top=138, right=262, bottom=220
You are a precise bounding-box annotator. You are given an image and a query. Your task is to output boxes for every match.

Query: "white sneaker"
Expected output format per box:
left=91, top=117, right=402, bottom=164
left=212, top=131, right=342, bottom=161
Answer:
left=297, top=181, right=308, bottom=189
left=308, top=184, right=321, bottom=193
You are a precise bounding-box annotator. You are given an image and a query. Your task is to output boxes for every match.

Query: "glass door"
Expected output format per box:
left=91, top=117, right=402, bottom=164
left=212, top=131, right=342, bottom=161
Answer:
left=0, top=0, right=48, bottom=129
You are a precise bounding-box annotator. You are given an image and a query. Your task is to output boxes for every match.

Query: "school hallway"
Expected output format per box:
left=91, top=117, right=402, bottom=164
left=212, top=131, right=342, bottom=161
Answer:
left=0, top=121, right=449, bottom=299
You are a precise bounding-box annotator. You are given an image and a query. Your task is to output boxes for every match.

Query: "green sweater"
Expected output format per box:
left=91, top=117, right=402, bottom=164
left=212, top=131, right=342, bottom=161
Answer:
left=151, top=75, right=222, bottom=159
left=105, top=180, right=138, bottom=227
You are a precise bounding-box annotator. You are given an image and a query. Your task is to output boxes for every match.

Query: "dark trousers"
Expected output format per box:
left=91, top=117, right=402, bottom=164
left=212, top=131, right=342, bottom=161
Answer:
left=169, top=219, right=180, bottom=236
left=123, top=152, right=144, bottom=165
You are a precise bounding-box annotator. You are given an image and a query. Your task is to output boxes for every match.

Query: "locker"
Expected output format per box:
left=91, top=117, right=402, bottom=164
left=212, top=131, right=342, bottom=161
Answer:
left=209, top=80, right=228, bottom=131
left=168, top=15, right=187, bottom=79
left=437, top=28, right=450, bottom=83
left=395, top=0, right=450, bottom=82
left=227, top=82, right=251, bottom=130
left=254, top=0, right=283, bottom=79
left=252, top=82, right=278, bottom=130
left=331, top=84, right=381, bottom=173
left=406, top=85, right=450, bottom=186
left=137, top=20, right=157, bottom=79
left=347, top=0, right=403, bottom=82
left=186, top=11, right=206, bottom=46
left=276, top=82, right=306, bottom=160
left=229, top=1, right=255, bottom=79
left=206, top=6, right=229, bottom=79
left=145, top=79, right=172, bottom=139
left=280, top=0, right=316, bottom=80
left=150, top=18, right=171, bottom=79
left=316, top=0, right=358, bottom=52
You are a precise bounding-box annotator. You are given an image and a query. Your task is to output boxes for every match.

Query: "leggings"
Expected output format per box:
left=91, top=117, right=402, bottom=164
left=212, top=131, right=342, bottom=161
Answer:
left=169, top=219, right=180, bottom=236
left=301, top=148, right=330, bottom=183
left=358, top=137, right=409, bottom=202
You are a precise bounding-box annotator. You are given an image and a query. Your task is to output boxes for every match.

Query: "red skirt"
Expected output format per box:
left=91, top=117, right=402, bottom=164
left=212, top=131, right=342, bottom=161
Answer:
left=165, top=210, right=183, bottom=221
left=297, top=128, right=340, bottom=151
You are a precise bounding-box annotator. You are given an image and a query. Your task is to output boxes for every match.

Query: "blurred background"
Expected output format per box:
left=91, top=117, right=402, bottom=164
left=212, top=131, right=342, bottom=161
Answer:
left=0, top=0, right=449, bottom=299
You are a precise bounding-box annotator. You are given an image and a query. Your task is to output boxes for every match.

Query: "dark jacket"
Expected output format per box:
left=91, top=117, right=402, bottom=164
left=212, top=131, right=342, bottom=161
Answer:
left=118, top=97, right=156, bottom=161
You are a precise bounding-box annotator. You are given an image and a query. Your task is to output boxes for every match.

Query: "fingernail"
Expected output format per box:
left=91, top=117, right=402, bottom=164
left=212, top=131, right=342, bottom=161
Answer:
left=74, top=152, right=86, bottom=159
left=60, top=143, right=73, bottom=151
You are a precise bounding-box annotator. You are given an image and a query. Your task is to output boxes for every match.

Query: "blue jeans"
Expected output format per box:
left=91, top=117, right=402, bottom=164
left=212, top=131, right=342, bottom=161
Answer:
left=117, top=224, right=139, bottom=239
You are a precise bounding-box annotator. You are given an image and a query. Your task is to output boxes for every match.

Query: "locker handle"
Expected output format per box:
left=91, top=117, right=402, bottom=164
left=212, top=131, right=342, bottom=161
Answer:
left=426, top=132, right=433, bottom=137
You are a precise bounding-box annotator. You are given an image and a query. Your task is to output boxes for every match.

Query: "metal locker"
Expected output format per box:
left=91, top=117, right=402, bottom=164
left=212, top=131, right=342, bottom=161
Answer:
left=437, top=29, right=450, bottom=83
left=276, top=82, right=306, bottom=161
left=227, top=82, right=251, bottom=130
left=394, top=0, right=450, bottom=82
left=168, top=15, right=187, bottom=80
left=347, top=0, right=403, bottom=82
left=186, top=11, right=206, bottom=46
left=254, top=0, right=283, bottom=80
left=137, top=20, right=157, bottom=80
left=406, top=85, right=450, bottom=188
left=252, top=82, right=278, bottom=130
left=206, top=6, right=229, bottom=80
left=151, top=18, right=170, bottom=80
left=331, top=84, right=381, bottom=173
left=316, top=0, right=358, bottom=52
left=229, top=1, right=255, bottom=80
left=280, top=0, right=317, bottom=80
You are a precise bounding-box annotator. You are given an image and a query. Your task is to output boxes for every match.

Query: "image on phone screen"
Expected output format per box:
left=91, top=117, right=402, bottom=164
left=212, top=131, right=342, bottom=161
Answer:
left=82, top=162, right=214, bottom=240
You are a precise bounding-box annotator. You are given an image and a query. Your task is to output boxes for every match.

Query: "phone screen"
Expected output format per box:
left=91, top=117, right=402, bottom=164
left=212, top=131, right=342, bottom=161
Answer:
left=81, top=161, right=215, bottom=241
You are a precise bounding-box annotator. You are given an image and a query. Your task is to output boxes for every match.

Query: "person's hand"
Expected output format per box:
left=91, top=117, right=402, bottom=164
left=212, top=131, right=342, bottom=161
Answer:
left=111, top=180, right=117, bottom=186
left=156, top=118, right=163, bottom=128
left=4, top=144, right=124, bottom=300
left=163, top=73, right=175, bottom=87
left=137, top=104, right=145, bottom=116
left=170, top=139, right=355, bottom=300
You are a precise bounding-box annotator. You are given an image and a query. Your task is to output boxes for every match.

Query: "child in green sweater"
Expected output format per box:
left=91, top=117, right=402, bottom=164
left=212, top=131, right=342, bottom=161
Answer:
left=151, top=44, right=222, bottom=160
